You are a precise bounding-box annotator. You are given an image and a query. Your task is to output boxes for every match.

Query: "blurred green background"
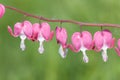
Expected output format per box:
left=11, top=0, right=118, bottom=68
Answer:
left=0, top=0, right=120, bottom=80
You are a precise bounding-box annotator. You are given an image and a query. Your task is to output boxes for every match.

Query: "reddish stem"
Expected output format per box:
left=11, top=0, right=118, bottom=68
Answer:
left=5, top=5, right=120, bottom=28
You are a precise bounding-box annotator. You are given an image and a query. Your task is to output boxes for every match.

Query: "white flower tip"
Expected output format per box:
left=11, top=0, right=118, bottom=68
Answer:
left=38, top=39, right=45, bottom=54
left=83, top=56, right=89, bottom=63
left=61, top=55, right=66, bottom=58
left=82, top=50, right=89, bottom=63
left=59, top=45, right=68, bottom=58
left=59, top=50, right=67, bottom=58
left=102, top=51, right=108, bottom=62
left=103, top=56, right=108, bottom=62
left=20, top=34, right=26, bottom=51
left=38, top=46, right=44, bottom=54
left=38, top=41, right=44, bottom=54
left=21, top=47, right=25, bottom=51
left=20, top=41, right=26, bottom=51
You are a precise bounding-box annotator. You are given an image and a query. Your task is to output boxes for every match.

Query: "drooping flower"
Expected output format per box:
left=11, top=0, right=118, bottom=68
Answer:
left=115, top=39, right=120, bottom=56
left=93, top=30, right=115, bottom=62
left=68, top=31, right=93, bottom=63
left=31, top=22, right=54, bottom=54
left=8, top=20, right=32, bottom=51
left=56, top=27, right=68, bottom=58
left=0, top=4, right=5, bottom=18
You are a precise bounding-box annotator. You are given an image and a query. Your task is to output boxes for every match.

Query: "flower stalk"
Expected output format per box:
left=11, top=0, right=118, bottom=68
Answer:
left=5, top=5, right=120, bottom=28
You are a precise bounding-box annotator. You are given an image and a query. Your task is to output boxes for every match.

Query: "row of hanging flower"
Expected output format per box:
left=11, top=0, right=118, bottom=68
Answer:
left=1, top=4, right=120, bottom=63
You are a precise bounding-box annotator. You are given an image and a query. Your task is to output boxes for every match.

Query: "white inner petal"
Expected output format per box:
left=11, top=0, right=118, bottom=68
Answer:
left=38, top=35, right=45, bottom=54
left=101, top=39, right=108, bottom=62
left=59, top=45, right=68, bottom=58
left=101, top=43, right=108, bottom=62
left=102, top=50, right=108, bottom=62
left=79, top=41, right=89, bottom=63
left=20, top=33, right=26, bottom=51
left=80, top=46, right=89, bottom=63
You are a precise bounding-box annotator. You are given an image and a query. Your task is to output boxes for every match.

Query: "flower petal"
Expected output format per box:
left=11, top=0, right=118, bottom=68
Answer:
left=20, top=34, right=26, bottom=51
left=59, top=45, right=68, bottom=58
left=0, top=4, right=5, bottom=18
left=8, top=26, right=17, bottom=37
left=32, top=23, right=40, bottom=41
left=81, top=49, right=89, bottom=63
left=14, top=22, right=22, bottom=36
left=38, top=41, right=44, bottom=54
left=48, top=31, right=54, bottom=41
left=82, top=31, right=93, bottom=49
left=93, top=31, right=104, bottom=51
left=102, top=49, right=108, bottom=62
left=23, top=21, right=32, bottom=39
left=41, top=22, right=51, bottom=40
left=71, top=32, right=81, bottom=51
left=115, top=47, right=120, bottom=56
left=56, top=27, right=67, bottom=45
left=68, top=44, right=79, bottom=53
left=117, top=39, right=120, bottom=49
left=38, top=35, right=45, bottom=54
left=110, top=38, right=115, bottom=48
left=102, top=30, right=113, bottom=47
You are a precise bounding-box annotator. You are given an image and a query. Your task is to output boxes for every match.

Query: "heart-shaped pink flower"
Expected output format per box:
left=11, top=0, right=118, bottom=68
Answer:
left=56, top=27, right=68, bottom=58
left=8, top=20, right=32, bottom=51
left=93, top=30, right=115, bottom=62
left=0, top=4, right=5, bottom=18
left=32, top=22, right=54, bottom=54
left=69, top=31, right=93, bottom=63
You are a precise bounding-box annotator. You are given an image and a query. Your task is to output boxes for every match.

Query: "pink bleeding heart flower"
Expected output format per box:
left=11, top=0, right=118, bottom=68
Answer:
left=115, top=39, right=120, bottom=56
left=93, top=30, right=115, bottom=62
left=8, top=20, right=32, bottom=51
left=56, top=27, right=68, bottom=58
left=69, top=31, right=93, bottom=63
left=0, top=4, right=5, bottom=18
left=32, top=22, right=54, bottom=54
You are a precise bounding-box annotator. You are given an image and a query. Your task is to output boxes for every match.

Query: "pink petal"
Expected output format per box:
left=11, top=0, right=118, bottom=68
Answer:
left=0, top=4, right=5, bottom=18
left=110, top=38, right=115, bottom=48
left=115, top=47, right=120, bottom=56
left=68, top=44, right=79, bottom=53
left=102, top=30, right=113, bottom=47
left=48, top=31, right=54, bottom=41
left=82, top=31, right=93, bottom=49
left=14, top=22, right=22, bottom=36
left=117, top=39, right=120, bottom=49
left=56, top=27, right=67, bottom=45
left=41, top=22, right=51, bottom=40
left=93, top=31, right=103, bottom=51
left=8, top=26, right=17, bottom=37
left=114, top=39, right=120, bottom=56
left=32, top=23, right=40, bottom=41
left=71, top=32, right=81, bottom=51
left=23, top=21, right=32, bottom=39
